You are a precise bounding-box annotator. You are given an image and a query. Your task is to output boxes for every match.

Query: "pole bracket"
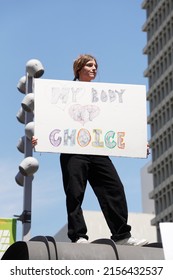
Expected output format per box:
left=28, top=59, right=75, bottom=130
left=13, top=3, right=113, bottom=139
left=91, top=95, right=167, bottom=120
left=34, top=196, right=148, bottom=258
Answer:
left=14, top=210, right=31, bottom=223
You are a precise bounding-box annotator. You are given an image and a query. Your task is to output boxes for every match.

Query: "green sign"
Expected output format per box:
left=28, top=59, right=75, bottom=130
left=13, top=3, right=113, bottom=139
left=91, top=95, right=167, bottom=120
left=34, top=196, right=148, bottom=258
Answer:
left=0, top=218, right=16, bottom=259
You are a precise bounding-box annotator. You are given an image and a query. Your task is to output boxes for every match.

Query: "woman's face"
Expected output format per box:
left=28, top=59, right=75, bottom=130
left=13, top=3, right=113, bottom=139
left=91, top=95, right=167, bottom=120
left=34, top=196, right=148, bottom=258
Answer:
left=78, top=59, right=97, bottom=82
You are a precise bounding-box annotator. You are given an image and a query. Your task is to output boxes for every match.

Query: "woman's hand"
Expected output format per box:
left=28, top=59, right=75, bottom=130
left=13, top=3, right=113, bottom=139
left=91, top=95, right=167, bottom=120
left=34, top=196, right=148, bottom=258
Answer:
left=32, top=136, right=38, bottom=148
left=147, top=143, right=150, bottom=157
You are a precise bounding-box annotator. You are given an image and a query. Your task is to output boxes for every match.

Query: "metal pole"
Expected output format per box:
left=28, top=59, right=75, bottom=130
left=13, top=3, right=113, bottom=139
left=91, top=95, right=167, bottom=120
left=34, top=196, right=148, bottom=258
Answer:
left=22, top=74, right=34, bottom=241
left=15, top=59, right=43, bottom=241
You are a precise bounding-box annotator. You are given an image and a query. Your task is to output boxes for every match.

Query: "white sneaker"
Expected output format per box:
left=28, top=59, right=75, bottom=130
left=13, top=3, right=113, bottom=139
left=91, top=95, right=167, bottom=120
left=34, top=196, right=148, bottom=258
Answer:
left=76, top=238, right=89, bottom=244
left=116, top=237, right=148, bottom=246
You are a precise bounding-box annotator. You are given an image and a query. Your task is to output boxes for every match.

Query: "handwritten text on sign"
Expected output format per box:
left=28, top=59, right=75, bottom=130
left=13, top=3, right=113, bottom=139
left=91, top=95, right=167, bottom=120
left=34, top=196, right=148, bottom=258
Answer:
left=34, top=79, right=147, bottom=158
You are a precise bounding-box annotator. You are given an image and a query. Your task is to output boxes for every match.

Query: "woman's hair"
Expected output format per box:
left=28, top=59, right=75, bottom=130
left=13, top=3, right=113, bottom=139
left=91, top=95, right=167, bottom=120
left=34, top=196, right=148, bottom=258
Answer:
left=73, top=54, right=98, bottom=81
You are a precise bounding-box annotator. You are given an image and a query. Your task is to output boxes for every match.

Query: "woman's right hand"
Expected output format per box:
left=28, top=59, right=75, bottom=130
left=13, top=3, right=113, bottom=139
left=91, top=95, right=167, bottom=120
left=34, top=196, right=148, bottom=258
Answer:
left=32, top=136, right=38, bottom=148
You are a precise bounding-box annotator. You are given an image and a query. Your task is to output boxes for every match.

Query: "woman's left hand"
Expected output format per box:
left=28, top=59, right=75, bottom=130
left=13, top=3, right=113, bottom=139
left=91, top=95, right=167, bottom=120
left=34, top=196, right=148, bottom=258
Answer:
left=147, top=143, right=150, bottom=157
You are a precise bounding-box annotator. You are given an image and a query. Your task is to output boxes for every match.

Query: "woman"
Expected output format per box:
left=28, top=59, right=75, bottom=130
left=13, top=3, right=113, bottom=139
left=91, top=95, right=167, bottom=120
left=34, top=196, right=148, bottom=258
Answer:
left=59, top=54, right=148, bottom=245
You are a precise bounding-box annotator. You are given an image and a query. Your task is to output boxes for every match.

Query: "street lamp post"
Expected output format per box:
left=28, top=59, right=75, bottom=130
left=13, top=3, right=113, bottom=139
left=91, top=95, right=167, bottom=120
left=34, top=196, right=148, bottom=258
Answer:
left=15, top=59, right=44, bottom=241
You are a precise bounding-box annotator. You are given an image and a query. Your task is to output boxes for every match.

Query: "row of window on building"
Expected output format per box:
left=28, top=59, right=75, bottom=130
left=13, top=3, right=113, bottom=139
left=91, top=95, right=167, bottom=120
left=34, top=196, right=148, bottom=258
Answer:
left=152, top=152, right=173, bottom=185
left=147, top=26, right=173, bottom=65
left=147, top=43, right=173, bottom=83
left=148, top=72, right=173, bottom=110
left=144, top=0, right=173, bottom=24
left=149, top=96, right=173, bottom=134
left=150, top=179, right=173, bottom=214
left=146, top=1, right=173, bottom=40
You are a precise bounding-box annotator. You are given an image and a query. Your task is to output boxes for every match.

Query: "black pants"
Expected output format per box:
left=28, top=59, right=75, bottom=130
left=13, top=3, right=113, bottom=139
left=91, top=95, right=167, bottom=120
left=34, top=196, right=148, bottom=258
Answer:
left=60, top=154, right=131, bottom=242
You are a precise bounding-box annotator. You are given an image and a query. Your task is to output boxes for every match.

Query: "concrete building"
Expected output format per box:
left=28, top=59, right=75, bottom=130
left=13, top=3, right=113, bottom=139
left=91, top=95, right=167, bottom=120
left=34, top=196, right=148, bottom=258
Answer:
left=142, top=0, right=173, bottom=241
left=54, top=210, right=157, bottom=243
left=141, top=162, right=155, bottom=214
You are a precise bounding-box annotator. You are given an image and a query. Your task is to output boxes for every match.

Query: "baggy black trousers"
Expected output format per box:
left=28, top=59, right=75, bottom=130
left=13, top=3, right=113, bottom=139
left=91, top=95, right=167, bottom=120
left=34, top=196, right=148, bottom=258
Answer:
left=60, top=154, right=131, bottom=242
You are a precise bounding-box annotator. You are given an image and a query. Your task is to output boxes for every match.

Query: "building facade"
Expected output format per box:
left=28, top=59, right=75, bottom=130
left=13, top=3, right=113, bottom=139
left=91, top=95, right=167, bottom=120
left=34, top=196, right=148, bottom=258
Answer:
left=142, top=0, right=173, bottom=241
left=141, top=162, right=155, bottom=214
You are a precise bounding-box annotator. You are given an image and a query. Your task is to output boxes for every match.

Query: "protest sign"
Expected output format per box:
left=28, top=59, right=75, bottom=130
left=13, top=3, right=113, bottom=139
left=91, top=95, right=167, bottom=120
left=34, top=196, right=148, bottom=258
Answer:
left=34, top=79, right=147, bottom=158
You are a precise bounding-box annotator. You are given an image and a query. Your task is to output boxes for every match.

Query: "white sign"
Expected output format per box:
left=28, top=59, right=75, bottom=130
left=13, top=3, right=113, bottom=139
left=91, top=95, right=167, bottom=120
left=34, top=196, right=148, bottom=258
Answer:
left=34, top=79, right=147, bottom=158
left=160, top=222, right=173, bottom=260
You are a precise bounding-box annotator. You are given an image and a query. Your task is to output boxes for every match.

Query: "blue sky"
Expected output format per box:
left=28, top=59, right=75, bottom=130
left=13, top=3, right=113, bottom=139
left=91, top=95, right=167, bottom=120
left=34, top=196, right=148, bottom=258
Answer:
left=0, top=0, right=150, bottom=241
